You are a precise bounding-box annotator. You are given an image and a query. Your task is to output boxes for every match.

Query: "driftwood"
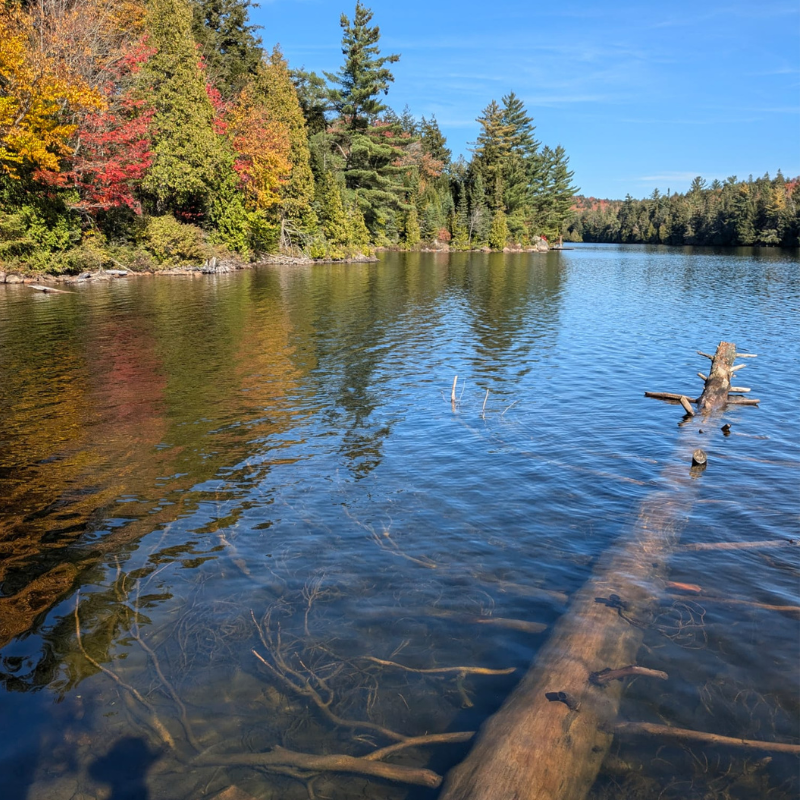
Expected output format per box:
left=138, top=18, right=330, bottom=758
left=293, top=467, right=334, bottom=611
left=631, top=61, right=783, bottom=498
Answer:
left=589, top=666, right=668, bottom=686
left=663, top=593, right=800, bottom=619
left=613, top=722, right=800, bottom=756
left=441, top=343, right=746, bottom=800
left=28, top=283, right=74, bottom=294
left=645, top=342, right=759, bottom=413
left=191, top=745, right=447, bottom=787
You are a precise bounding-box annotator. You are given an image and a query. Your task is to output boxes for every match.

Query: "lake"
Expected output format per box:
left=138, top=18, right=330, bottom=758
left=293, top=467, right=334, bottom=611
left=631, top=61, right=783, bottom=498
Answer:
left=0, top=244, right=798, bottom=800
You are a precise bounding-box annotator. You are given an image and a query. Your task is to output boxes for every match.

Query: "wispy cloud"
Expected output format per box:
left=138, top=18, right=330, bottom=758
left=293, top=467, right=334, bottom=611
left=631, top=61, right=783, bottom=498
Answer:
left=636, top=172, right=709, bottom=182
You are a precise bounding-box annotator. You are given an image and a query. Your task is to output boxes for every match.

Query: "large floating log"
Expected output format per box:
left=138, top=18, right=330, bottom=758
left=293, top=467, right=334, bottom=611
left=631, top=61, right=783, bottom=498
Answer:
left=441, top=343, right=741, bottom=800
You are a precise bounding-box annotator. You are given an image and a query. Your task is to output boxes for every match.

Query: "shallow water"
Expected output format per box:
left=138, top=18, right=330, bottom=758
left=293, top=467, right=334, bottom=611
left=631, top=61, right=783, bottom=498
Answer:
left=0, top=245, right=798, bottom=800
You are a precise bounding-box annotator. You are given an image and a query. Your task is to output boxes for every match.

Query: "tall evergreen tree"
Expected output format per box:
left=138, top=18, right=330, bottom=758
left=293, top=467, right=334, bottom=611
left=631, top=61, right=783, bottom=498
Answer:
left=316, top=170, right=349, bottom=247
left=252, top=47, right=318, bottom=240
left=324, top=2, right=399, bottom=131
left=419, top=115, right=451, bottom=166
left=142, top=0, right=232, bottom=219
left=191, top=0, right=262, bottom=98
left=290, top=69, right=331, bottom=136
left=501, top=92, right=539, bottom=160
left=322, top=3, right=406, bottom=235
left=472, top=100, right=512, bottom=205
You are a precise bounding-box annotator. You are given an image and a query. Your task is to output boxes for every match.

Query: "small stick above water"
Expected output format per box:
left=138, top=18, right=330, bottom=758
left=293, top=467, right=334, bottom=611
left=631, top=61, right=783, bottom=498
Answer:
left=451, top=375, right=458, bottom=404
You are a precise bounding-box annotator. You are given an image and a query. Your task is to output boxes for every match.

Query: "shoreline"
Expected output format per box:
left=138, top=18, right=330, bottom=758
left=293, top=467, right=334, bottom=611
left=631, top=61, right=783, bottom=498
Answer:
left=0, top=243, right=556, bottom=285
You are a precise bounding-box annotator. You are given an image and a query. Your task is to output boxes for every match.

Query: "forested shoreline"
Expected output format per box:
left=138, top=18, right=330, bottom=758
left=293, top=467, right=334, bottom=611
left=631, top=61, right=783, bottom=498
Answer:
left=568, top=174, right=800, bottom=247
left=0, top=0, right=578, bottom=274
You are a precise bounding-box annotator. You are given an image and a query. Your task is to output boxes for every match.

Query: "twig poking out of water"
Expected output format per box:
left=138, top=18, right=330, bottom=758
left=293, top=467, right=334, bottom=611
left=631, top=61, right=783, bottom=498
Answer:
left=451, top=375, right=458, bottom=404
left=501, top=399, right=519, bottom=416
left=482, top=389, right=489, bottom=417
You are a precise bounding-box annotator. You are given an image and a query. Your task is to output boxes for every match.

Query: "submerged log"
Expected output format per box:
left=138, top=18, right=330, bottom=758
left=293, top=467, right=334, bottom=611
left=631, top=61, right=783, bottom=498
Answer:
left=441, top=343, right=741, bottom=800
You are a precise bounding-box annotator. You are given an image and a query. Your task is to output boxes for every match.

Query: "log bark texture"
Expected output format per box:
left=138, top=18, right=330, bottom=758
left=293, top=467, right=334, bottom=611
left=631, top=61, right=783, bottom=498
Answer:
left=440, top=342, right=741, bottom=800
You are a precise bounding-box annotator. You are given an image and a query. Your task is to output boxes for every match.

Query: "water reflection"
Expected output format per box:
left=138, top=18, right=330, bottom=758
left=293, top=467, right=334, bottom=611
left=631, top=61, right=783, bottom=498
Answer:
left=0, top=246, right=798, bottom=799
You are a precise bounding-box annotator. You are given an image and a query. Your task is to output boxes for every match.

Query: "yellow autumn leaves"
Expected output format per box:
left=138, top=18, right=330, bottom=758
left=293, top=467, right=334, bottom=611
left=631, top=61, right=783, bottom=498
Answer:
left=0, top=7, right=104, bottom=176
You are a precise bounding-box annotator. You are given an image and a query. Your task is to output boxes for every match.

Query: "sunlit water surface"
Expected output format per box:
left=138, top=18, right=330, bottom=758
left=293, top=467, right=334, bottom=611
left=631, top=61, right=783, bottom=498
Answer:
left=0, top=245, right=798, bottom=800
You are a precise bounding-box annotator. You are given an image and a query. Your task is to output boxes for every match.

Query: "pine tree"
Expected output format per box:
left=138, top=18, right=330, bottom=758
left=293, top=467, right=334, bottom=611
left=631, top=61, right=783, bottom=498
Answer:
left=549, top=145, right=578, bottom=236
left=321, top=3, right=406, bottom=237
left=191, top=0, right=262, bottom=98
left=346, top=195, right=371, bottom=250
left=419, top=115, right=451, bottom=165
left=452, top=185, right=469, bottom=248
left=472, top=100, right=513, bottom=202
left=290, top=69, right=330, bottom=136
left=501, top=92, right=539, bottom=160
left=399, top=104, right=417, bottom=136
left=142, top=0, right=232, bottom=219
left=324, top=2, right=399, bottom=131
left=467, top=170, right=490, bottom=246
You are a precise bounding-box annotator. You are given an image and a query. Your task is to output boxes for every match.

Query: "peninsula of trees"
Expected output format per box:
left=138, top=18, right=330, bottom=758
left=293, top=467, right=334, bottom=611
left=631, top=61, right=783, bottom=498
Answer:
left=0, top=0, right=577, bottom=272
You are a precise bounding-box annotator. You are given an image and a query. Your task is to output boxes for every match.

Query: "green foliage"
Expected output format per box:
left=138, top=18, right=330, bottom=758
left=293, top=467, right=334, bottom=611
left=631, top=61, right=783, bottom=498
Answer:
left=140, top=214, right=210, bottom=265
left=404, top=202, right=420, bottom=246
left=252, top=48, right=318, bottom=236
left=489, top=207, right=508, bottom=250
left=324, top=2, right=400, bottom=131
left=568, top=173, right=798, bottom=247
left=0, top=177, right=81, bottom=269
left=191, top=0, right=262, bottom=97
left=316, top=170, right=349, bottom=246
left=290, top=69, right=330, bottom=136
left=419, top=115, right=451, bottom=166
left=142, top=0, right=233, bottom=219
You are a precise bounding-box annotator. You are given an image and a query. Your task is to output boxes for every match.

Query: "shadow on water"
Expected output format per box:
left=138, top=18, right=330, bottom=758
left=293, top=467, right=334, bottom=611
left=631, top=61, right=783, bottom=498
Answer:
left=89, top=737, right=160, bottom=800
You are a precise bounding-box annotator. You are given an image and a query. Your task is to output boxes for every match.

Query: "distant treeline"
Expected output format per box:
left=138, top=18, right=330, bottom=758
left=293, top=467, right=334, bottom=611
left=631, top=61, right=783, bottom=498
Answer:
left=567, top=174, right=800, bottom=247
left=0, top=0, right=576, bottom=273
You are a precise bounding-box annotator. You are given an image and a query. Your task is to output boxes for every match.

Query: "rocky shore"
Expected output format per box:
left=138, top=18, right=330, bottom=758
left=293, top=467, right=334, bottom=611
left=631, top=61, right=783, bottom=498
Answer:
left=0, top=242, right=553, bottom=285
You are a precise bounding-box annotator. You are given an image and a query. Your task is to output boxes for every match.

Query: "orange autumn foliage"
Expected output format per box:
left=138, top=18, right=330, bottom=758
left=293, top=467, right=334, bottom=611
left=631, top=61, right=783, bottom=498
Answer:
left=227, top=86, right=292, bottom=211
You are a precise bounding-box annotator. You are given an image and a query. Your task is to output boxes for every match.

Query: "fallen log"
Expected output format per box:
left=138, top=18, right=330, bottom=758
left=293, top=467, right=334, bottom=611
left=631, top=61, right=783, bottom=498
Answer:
left=613, top=722, right=800, bottom=756
left=645, top=342, right=759, bottom=414
left=28, top=283, right=74, bottom=294
left=441, top=343, right=742, bottom=800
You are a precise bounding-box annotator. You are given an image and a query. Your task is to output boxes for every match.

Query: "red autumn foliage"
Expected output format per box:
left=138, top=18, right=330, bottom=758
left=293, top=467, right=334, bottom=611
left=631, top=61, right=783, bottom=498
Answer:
left=40, top=39, right=156, bottom=214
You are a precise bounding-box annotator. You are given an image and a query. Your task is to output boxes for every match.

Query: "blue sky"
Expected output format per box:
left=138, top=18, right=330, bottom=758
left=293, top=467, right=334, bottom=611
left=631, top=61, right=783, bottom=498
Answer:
left=251, top=0, right=800, bottom=198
